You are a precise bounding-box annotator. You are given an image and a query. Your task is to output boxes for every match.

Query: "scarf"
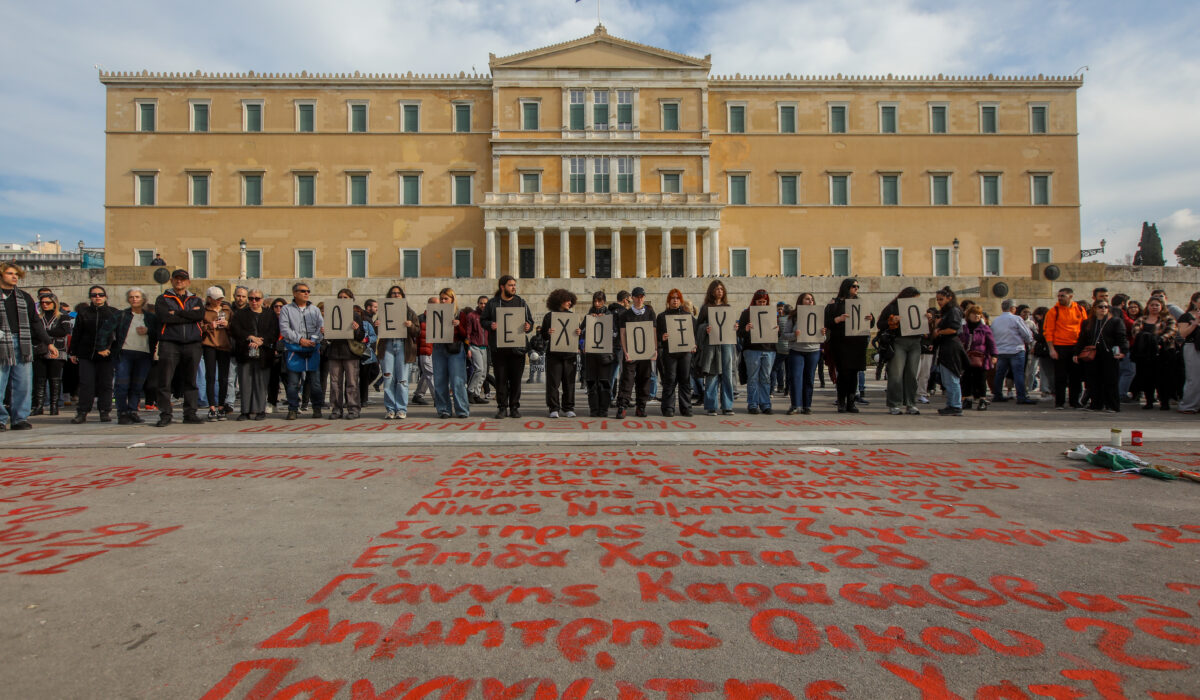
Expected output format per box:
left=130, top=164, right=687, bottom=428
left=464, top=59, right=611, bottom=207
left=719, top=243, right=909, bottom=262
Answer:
left=0, top=288, right=34, bottom=366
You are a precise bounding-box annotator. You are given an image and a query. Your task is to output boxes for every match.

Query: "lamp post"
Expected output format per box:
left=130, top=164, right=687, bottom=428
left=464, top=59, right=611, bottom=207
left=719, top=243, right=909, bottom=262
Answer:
left=1080, top=238, right=1107, bottom=260
left=952, top=237, right=960, bottom=277
left=239, top=238, right=247, bottom=280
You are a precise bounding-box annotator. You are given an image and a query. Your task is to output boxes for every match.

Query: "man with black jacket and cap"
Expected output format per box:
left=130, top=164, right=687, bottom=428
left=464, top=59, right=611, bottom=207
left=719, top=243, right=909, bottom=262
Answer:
left=480, top=275, right=533, bottom=419
left=615, top=287, right=657, bottom=418
left=153, top=269, right=206, bottom=426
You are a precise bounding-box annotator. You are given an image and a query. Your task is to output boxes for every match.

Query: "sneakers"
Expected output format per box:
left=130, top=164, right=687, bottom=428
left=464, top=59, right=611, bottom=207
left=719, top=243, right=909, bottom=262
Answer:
left=801, top=407, right=812, bottom=414
left=787, top=407, right=799, bottom=415
left=11, top=421, right=33, bottom=430
left=549, top=411, right=560, bottom=419
left=565, top=410, right=576, bottom=418
left=721, top=409, right=735, bottom=416
left=265, top=403, right=275, bottom=414
left=705, top=410, right=717, bottom=416
left=889, top=407, right=902, bottom=415
left=207, top=408, right=219, bottom=422
left=976, top=399, right=990, bottom=411
left=937, top=406, right=964, bottom=416
left=286, top=410, right=299, bottom=420
left=906, top=406, right=921, bottom=415
left=917, top=396, right=930, bottom=404
left=615, top=408, right=627, bottom=419
left=385, top=410, right=396, bottom=420
left=397, top=410, right=407, bottom=419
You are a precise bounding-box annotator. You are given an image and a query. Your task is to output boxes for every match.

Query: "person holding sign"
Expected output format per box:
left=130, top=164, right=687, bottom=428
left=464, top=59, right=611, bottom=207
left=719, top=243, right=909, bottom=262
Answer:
left=537, top=289, right=580, bottom=418
left=580, top=291, right=617, bottom=417
left=876, top=287, right=924, bottom=415
left=824, top=278, right=873, bottom=413
left=779, top=292, right=823, bottom=415
left=697, top=279, right=737, bottom=416
left=615, top=287, right=657, bottom=419
left=738, top=289, right=778, bottom=415
left=278, top=282, right=325, bottom=420
left=656, top=289, right=696, bottom=417
left=481, top=275, right=533, bottom=419
left=378, top=285, right=419, bottom=420
left=430, top=288, right=471, bottom=419
left=326, top=289, right=367, bottom=420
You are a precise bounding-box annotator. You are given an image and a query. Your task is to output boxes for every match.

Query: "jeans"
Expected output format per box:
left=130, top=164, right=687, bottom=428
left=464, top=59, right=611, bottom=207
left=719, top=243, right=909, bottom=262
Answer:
left=432, top=344, right=468, bottom=417
left=0, top=339, right=32, bottom=425
left=286, top=368, right=323, bottom=411
left=1118, top=354, right=1136, bottom=398
left=992, top=351, right=1027, bottom=401
left=380, top=342, right=410, bottom=413
left=468, top=344, right=488, bottom=397
left=202, top=346, right=231, bottom=409
left=788, top=350, right=819, bottom=409
left=743, top=349, right=775, bottom=410
left=414, top=355, right=434, bottom=397
left=939, top=365, right=962, bottom=410
left=703, top=344, right=735, bottom=412
left=886, top=336, right=922, bottom=409
left=115, top=350, right=153, bottom=414
left=1180, top=345, right=1200, bottom=412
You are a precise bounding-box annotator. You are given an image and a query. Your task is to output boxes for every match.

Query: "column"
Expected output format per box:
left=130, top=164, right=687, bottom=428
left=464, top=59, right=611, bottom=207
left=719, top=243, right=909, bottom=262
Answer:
left=701, top=231, right=711, bottom=275
left=559, top=228, right=571, bottom=278
left=610, top=228, right=622, bottom=279
left=635, top=227, right=647, bottom=278
left=484, top=228, right=497, bottom=279
left=585, top=227, right=596, bottom=278
left=534, top=227, right=545, bottom=279
left=709, top=228, right=721, bottom=276
left=686, top=228, right=698, bottom=277
left=508, top=229, right=519, bottom=279
left=660, top=228, right=671, bottom=278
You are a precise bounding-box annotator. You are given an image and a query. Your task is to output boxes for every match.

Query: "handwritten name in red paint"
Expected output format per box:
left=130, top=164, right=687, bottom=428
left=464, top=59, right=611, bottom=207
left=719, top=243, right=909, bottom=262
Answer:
left=135, top=452, right=433, bottom=464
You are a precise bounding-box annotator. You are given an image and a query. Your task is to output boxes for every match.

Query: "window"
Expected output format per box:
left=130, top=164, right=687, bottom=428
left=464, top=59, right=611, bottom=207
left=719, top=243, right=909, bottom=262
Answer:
left=348, top=249, right=368, bottom=278
left=879, top=104, right=897, bottom=134
left=983, top=247, right=1002, bottom=276
left=348, top=102, right=368, bottom=133
left=662, top=172, right=681, bottom=194
left=831, top=248, right=851, bottom=276
left=616, top=90, right=633, bottom=130
left=933, top=247, right=951, bottom=276
left=348, top=172, right=364, bottom=204
left=593, top=90, right=609, bottom=130
left=521, top=100, right=539, bottom=130
left=400, top=174, right=420, bottom=205
left=189, top=250, right=208, bottom=279
left=296, top=174, right=315, bottom=206
left=781, top=248, right=799, bottom=277
left=616, top=157, right=634, bottom=193
left=593, top=158, right=610, bottom=193
left=135, top=173, right=156, bottom=206
left=190, top=101, right=209, bottom=132
left=730, top=248, right=749, bottom=277
left=981, top=174, right=1001, bottom=205
left=569, top=90, right=585, bottom=130
left=190, top=173, right=209, bottom=206
left=245, top=250, right=262, bottom=279
left=1034, top=248, right=1052, bottom=264
left=880, top=174, right=899, bottom=205
left=1031, top=174, right=1050, bottom=205
left=882, top=248, right=901, bottom=276
left=979, top=104, right=997, bottom=134
left=521, top=172, right=540, bottom=194
left=829, top=103, right=847, bottom=133
left=728, top=174, right=747, bottom=205
left=929, top=104, right=948, bottom=134
left=1030, top=104, right=1048, bottom=134
left=661, top=102, right=679, bottom=131
left=243, top=100, right=263, bottom=132
left=829, top=174, right=849, bottom=206
left=402, top=103, right=420, bottom=133
left=568, top=157, right=586, bottom=193
left=453, top=249, right=472, bottom=279
left=296, top=249, right=315, bottom=278
left=296, top=101, right=315, bottom=133
left=135, top=249, right=154, bottom=266
left=401, top=249, right=420, bottom=278
left=778, top=104, right=796, bottom=134
left=727, top=103, right=745, bottom=133
left=779, top=174, right=798, bottom=205
left=454, top=103, right=472, bottom=133
left=931, top=174, right=950, bottom=205
left=136, top=101, right=156, bottom=132
left=243, top=173, right=263, bottom=206
left=453, top=174, right=472, bottom=205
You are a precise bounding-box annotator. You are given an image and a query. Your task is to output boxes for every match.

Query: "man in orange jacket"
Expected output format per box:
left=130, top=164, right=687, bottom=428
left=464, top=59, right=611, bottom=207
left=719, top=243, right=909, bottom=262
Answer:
left=1044, top=287, right=1088, bottom=409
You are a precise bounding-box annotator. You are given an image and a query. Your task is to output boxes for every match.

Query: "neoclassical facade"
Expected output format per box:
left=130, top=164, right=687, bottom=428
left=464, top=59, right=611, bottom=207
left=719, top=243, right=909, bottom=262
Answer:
left=101, top=26, right=1082, bottom=281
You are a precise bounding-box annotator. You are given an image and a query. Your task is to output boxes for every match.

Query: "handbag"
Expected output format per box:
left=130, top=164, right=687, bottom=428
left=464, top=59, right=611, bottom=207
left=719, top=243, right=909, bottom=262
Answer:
left=445, top=340, right=463, bottom=354
left=967, top=350, right=987, bottom=368
left=1077, top=345, right=1097, bottom=362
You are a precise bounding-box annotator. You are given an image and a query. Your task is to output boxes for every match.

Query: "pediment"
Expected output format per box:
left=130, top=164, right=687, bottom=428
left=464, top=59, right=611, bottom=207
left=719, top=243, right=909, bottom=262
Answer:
left=490, top=26, right=710, bottom=71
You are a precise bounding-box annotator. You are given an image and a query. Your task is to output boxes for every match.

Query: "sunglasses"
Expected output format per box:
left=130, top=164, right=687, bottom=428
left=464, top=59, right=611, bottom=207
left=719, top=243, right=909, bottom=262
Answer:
left=272, top=305, right=284, bottom=309
left=40, top=299, right=54, bottom=303
left=296, top=289, right=310, bottom=294
left=249, top=296, right=263, bottom=301
left=89, top=293, right=106, bottom=298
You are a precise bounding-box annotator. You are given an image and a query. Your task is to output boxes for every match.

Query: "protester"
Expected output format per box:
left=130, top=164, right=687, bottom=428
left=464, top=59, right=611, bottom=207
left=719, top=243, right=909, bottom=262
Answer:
left=697, top=280, right=735, bottom=416
left=1043, top=288, right=1088, bottom=409
left=378, top=285, right=419, bottom=420
left=0, top=262, right=57, bottom=430
left=1131, top=297, right=1178, bottom=411
left=267, top=298, right=286, bottom=413
left=325, top=289, right=367, bottom=420
left=778, top=293, right=821, bottom=415
left=199, top=286, right=235, bottom=421
left=959, top=305, right=997, bottom=410
left=31, top=291, right=70, bottom=416
left=824, top=279, right=871, bottom=413
left=278, top=282, right=325, bottom=420
left=1074, top=299, right=1127, bottom=413
left=359, top=299, right=380, bottom=407
left=229, top=288, right=277, bottom=420
left=579, top=291, right=616, bottom=417
left=481, top=275, right=533, bottom=419
left=465, top=296, right=490, bottom=404
left=877, top=287, right=923, bottom=415
left=990, top=299, right=1036, bottom=405
left=536, top=289, right=578, bottom=419
left=738, top=289, right=776, bottom=415
left=113, top=288, right=159, bottom=424
left=614, top=287, right=657, bottom=419
left=153, top=270, right=206, bottom=426
left=67, top=285, right=120, bottom=423
left=656, top=288, right=695, bottom=418
left=930, top=286, right=966, bottom=416
left=410, top=298, right=438, bottom=406
left=430, top=288, right=470, bottom=419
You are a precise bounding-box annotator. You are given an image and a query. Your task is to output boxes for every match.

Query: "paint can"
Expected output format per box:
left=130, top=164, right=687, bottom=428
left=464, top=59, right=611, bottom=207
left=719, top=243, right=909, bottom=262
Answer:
left=1131, top=430, right=1143, bottom=447
left=1110, top=428, right=1123, bottom=447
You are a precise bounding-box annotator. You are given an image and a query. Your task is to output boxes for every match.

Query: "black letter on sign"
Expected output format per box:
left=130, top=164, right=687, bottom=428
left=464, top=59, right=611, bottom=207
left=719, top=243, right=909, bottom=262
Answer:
left=806, top=311, right=819, bottom=337
left=714, top=310, right=727, bottom=344
left=330, top=306, right=344, bottom=331
left=633, top=325, right=647, bottom=355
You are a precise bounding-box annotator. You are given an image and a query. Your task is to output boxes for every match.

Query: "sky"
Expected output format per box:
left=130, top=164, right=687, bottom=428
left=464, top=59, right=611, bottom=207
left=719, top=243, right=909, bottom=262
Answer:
left=1, top=0, right=1197, bottom=264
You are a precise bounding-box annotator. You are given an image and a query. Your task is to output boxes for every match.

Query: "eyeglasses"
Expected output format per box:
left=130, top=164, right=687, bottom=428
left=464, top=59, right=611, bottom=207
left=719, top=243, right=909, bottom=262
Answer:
left=89, top=293, right=106, bottom=298
left=1096, top=305, right=1110, bottom=309
left=850, top=285, right=860, bottom=289
left=272, top=305, right=284, bottom=310
left=249, top=296, right=263, bottom=301
left=40, top=299, right=54, bottom=304
left=296, top=289, right=310, bottom=294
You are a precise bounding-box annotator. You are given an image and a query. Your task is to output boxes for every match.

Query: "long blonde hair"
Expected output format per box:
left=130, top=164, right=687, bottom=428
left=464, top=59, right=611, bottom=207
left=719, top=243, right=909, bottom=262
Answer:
left=439, top=287, right=458, bottom=313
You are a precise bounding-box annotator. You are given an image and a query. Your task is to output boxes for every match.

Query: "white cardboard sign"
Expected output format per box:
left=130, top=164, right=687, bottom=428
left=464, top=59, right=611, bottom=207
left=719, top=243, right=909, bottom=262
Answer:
left=708, top=307, right=737, bottom=345
left=747, top=306, right=778, bottom=345
left=794, top=307, right=822, bottom=343
left=323, top=299, right=356, bottom=340
left=425, top=303, right=456, bottom=344
left=377, top=299, right=408, bottom=339
left=623, top=321, right=656, bottom=361
left=845, top=299, right=870, bottom=337
left=496, top=307, right=526, bottom=349
left=664, top=314, right=695, bottom=353
left=548, top=312, right=577, bottom=353
left=898, top=299, right=927, bottom=337
left=585, top=314, right=613, bottom=355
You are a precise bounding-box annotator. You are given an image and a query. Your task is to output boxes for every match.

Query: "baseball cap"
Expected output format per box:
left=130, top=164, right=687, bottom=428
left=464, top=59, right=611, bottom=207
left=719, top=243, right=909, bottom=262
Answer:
left=170, top=269, right=189, bottom=280
left=206, top=286, right=225, bottom=299
left=631, top=287, right=646, bottom=297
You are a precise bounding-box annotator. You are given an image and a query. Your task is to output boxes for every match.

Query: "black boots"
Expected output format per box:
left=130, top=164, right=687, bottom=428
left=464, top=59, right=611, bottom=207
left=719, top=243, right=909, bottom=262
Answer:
left=48, top=379, right=61, bottom=415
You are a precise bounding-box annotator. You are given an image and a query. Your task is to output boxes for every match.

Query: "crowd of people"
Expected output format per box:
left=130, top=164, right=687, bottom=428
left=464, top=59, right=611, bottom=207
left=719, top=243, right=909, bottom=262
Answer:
left=3, top=258, right=1199, bottom=430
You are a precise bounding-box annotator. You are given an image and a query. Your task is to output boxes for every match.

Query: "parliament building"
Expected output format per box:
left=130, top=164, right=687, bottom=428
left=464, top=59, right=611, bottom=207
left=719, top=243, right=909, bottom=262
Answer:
left=101, top=26, right=1082, bottom=282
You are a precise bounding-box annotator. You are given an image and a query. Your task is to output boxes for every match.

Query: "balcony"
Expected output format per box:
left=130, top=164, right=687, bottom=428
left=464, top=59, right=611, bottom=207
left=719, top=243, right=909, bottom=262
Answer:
left=483, top=192, right=720, bottom=207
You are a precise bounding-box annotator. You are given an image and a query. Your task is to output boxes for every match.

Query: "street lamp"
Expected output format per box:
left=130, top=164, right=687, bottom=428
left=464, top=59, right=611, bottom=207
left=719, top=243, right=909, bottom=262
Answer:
left=1080, top=238, right=1106, bottom=260
left=952, top=237, right=960, bottom=277
left=239, top=238, right=247, bottom=279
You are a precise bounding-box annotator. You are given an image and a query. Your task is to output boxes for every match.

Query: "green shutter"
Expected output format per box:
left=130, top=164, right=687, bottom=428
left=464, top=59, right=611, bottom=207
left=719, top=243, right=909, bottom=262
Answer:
left=594, top=171, right=610, bottom=193
left=731, top=249, right=748, bottom=277
left=782, top=249, right=798, bottom=277
left=403, top=104, right=419, bottom=132
left=781, top=175, right=797, bottom=205
left=455, top=175, right=471, bottom=204
left=192, top=104, right=208, bottom=132
left=454, top=249, right=471, bottom=278
left=663, top=173, right=680, bottom=193
left=985, top=249, right=1001, bottom=275
left=350, top=176, right=367, bottom=205
left=455, top=105, right=471, bottom=133
left=298, top=176, right=314, bottom=206
left=663, top=103, right=679, bottom=131
left=298, top=104, right=314, bottom=132
left=830, top=106, right=846, bottom=133
left=245, top=250, right=262, bottom=279
left=931, top=106, right=947, bottom=134
left=351, top=104, right=367, bottom=132
left=522, top=102, right=538, bottom=130
left=245, top=104, right=261, bottom=132
left=884, top=249, right=900, bottom=276
left=831, top=176, right=847, bottom=205
left=729, top=106, right=744, bottom=133
left=522, top=173, right=539, bottom=193
left=983, top=175, right=999, bottom=205
left=350, top=250, right=367, bottom=278
left=933, top=175, right=949, bottom=205
left=139, top=103, right=155, bottom=132
left=137, top=250, right=154, bottom=266
left=1033, top=175, right=1050, bottom=205
left=192, top=175, right=208, bottom=206
left=1031, top=105, right=1047, bottom=134
left=138, top=175, right=155, bottom=205
left=298, top=250, right=314, bottom=278
left=981, top=106, right=996, bottom=133
left=934, top=249, right=950, bottom=276
left=882, top=175, right=898, bottom=205
left=569, top=104, right=584, bottom=130
left=779, top=106, right=795, bottom=133
left=1035, top=248, right=1051, bottom=264
left=617, top=173, right=633, bottom=193
left=191, top=251, right=207, bottom=279
left=245, top=175, right=262, bottom=205
left=402, top=250, right=419, bottom=277
left=880, top=106, right=896, bottom=133
left=617, top=103, right=632, bottom=129
left=594, top=103, right=609, bottom=129
left=833, top=249, right=850, bottom=276
left=402, top=176, right=419, bottom=205
left=730, top=175, right=746, bottom=205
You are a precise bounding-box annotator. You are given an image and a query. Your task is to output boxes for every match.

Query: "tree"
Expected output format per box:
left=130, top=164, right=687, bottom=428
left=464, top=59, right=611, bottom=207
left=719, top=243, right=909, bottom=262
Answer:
left=1176, top=240, right=1200, bottom=267
left=1134, top=221, right=1165, bottom=266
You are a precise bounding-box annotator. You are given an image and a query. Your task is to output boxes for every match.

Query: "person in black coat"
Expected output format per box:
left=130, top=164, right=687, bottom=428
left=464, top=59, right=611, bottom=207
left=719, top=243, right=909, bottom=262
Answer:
left=656, top=288, right=696, bottom=417
left=538, top=288, right=579, bottom=418
left=31, top=292, right=71, bottom=416
left=1074, top=300, right=1128, bottom=413
left=823, top=278, right=873, bottom=413
left=69, top=285, right=121, bottom=423
left=113, top=287, right=160, bottom=424
left=580, top=291, right=617, bottom=417
left=229, top=289, right=280, bottom=420
left=480, top=275, right=533, bottom=419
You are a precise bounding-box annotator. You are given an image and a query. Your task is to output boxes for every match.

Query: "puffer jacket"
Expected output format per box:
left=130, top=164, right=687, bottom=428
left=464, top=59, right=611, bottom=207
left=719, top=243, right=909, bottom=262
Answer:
left=69, top=304, right=121, bottom=359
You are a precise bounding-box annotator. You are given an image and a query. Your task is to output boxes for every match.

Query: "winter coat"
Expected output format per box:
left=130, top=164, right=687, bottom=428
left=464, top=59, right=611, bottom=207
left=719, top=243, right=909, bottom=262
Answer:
left=959, top=320, right=998, bottom=370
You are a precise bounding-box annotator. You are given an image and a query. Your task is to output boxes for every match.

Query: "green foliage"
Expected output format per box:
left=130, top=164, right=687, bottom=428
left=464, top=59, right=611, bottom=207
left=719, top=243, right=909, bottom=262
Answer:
left=1134, top=221, right=1165, bottom=266
left=1175, top=240, right=1200, bottom=267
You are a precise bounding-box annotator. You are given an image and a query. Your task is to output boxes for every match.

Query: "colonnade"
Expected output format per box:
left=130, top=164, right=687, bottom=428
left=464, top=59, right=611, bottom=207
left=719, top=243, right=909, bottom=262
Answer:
left=482, top=226, right=719, bottom=279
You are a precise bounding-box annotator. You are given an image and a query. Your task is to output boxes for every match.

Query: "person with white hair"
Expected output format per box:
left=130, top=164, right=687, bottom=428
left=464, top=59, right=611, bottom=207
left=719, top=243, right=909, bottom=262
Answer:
left=113, top=287, right=160, bottom=424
